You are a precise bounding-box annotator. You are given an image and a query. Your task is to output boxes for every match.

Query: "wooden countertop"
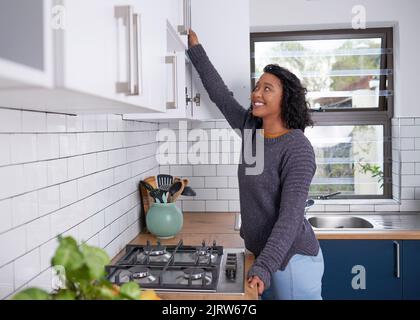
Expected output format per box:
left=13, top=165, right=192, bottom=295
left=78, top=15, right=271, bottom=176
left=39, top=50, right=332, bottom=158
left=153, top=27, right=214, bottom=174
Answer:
left=111, top=213, right=258, bottom=300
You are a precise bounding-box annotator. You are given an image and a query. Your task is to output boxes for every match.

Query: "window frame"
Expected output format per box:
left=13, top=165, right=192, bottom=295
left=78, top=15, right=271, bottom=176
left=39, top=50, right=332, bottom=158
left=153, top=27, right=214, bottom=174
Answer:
left=250, top=28, right=394, bottom=199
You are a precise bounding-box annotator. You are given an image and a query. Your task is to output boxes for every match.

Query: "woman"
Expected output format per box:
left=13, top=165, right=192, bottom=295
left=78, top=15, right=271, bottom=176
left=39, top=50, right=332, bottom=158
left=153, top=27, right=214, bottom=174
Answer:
left=187, top=30, right=324, bottom=300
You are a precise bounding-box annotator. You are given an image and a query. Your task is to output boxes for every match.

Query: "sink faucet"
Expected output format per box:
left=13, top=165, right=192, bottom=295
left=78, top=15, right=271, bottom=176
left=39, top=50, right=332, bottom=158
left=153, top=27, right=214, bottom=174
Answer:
left=305, top=192, right=341, bottom=216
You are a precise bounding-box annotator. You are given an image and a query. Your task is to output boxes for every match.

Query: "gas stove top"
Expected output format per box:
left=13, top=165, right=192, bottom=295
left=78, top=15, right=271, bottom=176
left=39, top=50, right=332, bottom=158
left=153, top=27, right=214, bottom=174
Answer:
left=105, top=240, right=245, bottom=294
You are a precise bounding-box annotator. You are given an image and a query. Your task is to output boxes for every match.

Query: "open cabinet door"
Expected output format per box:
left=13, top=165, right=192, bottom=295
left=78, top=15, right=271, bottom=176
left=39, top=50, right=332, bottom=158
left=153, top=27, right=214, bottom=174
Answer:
left=190, top=0, right=250, bottom=121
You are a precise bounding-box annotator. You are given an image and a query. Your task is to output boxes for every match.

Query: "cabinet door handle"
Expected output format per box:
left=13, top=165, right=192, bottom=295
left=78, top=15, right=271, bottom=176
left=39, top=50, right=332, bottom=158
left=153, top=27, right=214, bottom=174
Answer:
left=178, top=0, right=191, bottom=35
left=115, top=6, right=141, bottom=96
left=166, top=55, right=177, bottom=109
left=131, top=12, right=141, bottom=96
left=393, top=241, right=401, bottom=279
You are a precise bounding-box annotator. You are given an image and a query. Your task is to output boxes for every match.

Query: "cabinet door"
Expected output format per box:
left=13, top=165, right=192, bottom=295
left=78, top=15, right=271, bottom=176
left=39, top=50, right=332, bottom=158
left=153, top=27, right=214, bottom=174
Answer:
left=0, top=0, right=53, bottom=88
left=403, top=240, right=420, bottom=300
left=320, top=240, right=402, bottom=300
left=59, top=0, right=166, bottom=113
left=190, top=0, right=250, bottom=121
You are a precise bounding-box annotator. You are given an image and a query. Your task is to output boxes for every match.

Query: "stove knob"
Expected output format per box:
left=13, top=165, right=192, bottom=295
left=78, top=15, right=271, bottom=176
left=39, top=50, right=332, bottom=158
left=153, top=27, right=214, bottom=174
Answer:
left=225, top=253, right=237, bottom=280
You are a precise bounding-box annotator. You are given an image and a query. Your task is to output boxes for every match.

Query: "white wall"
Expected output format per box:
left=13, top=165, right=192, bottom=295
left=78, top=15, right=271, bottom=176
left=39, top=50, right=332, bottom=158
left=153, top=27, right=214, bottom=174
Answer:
left=250, top=0, right=420, bottom=117
left=0, top=109, right=159, bottom=299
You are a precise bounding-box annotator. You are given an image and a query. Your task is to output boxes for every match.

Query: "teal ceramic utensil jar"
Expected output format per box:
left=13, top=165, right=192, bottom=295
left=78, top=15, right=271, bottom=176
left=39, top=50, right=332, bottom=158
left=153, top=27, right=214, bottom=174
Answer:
left=146, top=203, right=183, bottom=239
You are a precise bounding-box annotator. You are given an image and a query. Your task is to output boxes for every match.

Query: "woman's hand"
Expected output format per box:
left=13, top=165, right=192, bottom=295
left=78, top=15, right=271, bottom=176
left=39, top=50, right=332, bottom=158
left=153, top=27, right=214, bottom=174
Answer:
left=247, top=275, right=265, bottom=295
left=188, top=29, right=200, bottom=48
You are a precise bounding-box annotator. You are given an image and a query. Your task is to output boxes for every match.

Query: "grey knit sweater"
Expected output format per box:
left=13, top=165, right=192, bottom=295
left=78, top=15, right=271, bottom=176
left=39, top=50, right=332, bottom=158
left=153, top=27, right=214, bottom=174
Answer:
left=187, top=44, right=320, bottom=289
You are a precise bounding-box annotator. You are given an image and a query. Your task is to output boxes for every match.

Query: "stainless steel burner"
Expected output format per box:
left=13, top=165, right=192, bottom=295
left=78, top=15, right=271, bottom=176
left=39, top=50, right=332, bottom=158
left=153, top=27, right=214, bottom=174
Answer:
left=132, top=267, right=150, bottom=279
left=144, top=248, right=167, bottom=256
left=183, top=268, right=205, bottom=280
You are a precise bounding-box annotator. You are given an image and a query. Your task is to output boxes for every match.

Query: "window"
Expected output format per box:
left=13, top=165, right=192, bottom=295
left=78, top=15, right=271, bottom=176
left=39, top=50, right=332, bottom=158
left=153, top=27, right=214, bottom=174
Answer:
left=251, top=28, right=393, bottom=199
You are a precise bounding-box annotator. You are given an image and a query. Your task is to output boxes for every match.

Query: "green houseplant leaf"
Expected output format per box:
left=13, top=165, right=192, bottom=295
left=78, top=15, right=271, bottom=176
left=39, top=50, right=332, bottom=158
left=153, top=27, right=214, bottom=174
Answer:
left=80, top=243, right=110, bottom=280
left=12, top=288, right=51, bottom=300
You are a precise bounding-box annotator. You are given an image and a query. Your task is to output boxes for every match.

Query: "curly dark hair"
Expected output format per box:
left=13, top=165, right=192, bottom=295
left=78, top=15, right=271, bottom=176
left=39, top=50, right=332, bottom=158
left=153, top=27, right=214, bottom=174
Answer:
left=252, top=64, right=313, bottom=132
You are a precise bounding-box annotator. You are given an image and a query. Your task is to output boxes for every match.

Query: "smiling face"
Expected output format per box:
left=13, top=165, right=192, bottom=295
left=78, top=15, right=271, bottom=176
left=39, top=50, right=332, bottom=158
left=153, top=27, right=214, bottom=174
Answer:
left=251, top=73, right=284, bottom=119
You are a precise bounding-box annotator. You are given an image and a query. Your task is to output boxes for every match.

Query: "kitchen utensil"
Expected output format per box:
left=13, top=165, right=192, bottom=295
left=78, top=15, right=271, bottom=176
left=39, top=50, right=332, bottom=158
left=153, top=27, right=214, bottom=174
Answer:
left=144, top=176, right=158, bottom=189
left=157, top=174, right=173, bottom=189
left=170, top=180, right=185, bottom=203
left=181, top=186, right=196, bottom=196
left=150, top=188, right=165, bottom=203
left=167, top=181, right=183, bottom=203
left=140, top=180, right=154, bottom=192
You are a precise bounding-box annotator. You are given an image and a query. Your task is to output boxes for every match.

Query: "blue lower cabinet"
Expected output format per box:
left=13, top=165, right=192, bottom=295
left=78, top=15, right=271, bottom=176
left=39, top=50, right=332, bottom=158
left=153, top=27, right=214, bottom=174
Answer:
left=319, top=240, right=402, bottom=300
left=403, top=240, right=420, bottom=299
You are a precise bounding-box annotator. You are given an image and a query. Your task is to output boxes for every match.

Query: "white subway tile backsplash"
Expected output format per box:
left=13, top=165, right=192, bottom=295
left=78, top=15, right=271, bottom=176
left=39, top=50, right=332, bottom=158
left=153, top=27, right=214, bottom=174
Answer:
left=22, top=112, right=46, bottom=133
left=374, top=204, right=400, bottom=211
left=59, top=180, right=78, bottom=207
left=108, top=149, right=127, bottom=167
left=401, top=187, right=415, bottom=200
left=0, top=263, right=14, bottom=299
left=12, top=192, right=38, bottom=227
left=229, top=200, right=241, bottom=212
left=401, top=163, right=415, bottom=175
left=37, top=134, right=60, bottom=160
left=228, top=177, right=239, bottom=188
left=216, top=165, right=238, bottom=177
left=349, top=204, right=375, bottom=211
left=193, top=189, right=217, bottom=200
left=217, top=188, right=239, bottom=200
left=0, top=165, right=24, bottom=199
left=399, top=118, right=415, bottom=126
left=193, top=165, right=216, bottom=176
left=47, top=159, right=68, bottom=185
left=59, top=134, right=77, bottom=158
left=401, top=175, right=420, bottom=187
left=39, top=239, right=57, bottom=271
left=0, top=108, right=159, bottom=298
left=38, top=186, right=60, bottom=216
left=11, top=134, right=37, bottom=163
left=14, top=249, right=41, bottom=289
left=0, top=135, right=11, bottom=166
left=83, top=153, right=97, bottom=175
left=0, top=199, right=12, bottom=233
left=416, top=163, right=420, bottom=175
left=187, top=177, right=205, bottom=188
left=205, top=200, right=229, bottom=212
left=182, top=201, right=205, bottom=212
left=169, top=165, right=193, bottom=177
left=400, top=151, right=420, bottom=162
left=400, top=138, right=415, bottom=150
left=415, top=138, right=420, bottom=150
left=66, top=115, right=83, bottom=133
left=205, top=177, right=227, bottom=188
left=400, top=126, right=420, bottom=138
left=0, top=109, right=21, bottom=133
left=324, top=205, right=350, bottom=212
left=415, top=188, right=420, bottom=200
left=26, top=215, right=51, bottom=250
left=399, top=200, right=420, bottom=211
left=23, top=162, right=48, bottom=192
left=68, top=156, right=84, bottom=180
left=0, top=225, right=26, bottom=266
left=47, top=114, right=66, bottom=133
left=27, top=268, right=52, bottom=293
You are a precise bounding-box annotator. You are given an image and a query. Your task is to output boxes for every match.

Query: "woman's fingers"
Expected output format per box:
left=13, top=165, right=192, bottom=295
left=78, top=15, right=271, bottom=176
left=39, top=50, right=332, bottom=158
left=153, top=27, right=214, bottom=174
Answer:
left=188, top=29, right=199, bottom=48
left=247, top=276, right=265, bottom=295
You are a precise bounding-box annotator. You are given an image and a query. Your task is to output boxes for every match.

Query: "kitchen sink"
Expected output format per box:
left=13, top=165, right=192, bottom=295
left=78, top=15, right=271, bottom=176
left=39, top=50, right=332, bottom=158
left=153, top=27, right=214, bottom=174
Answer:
left=308, top=216, right=375, bottom=229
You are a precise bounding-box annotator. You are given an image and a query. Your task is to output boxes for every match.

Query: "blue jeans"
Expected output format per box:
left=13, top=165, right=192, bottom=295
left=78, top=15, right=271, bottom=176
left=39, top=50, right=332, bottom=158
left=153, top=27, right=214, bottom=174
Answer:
left=261, top=248, right=324, bottom=300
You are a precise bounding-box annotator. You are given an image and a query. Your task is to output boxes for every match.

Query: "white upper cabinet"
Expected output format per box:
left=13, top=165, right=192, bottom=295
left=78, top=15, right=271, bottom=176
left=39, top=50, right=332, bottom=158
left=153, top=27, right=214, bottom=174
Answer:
left=190, top=0, right=250, bottom=120
left=124, top=0, right=250, bottom=121
left=0, top=0, right=53, bottom=89
left=0, top=0, right=167, bottom=114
